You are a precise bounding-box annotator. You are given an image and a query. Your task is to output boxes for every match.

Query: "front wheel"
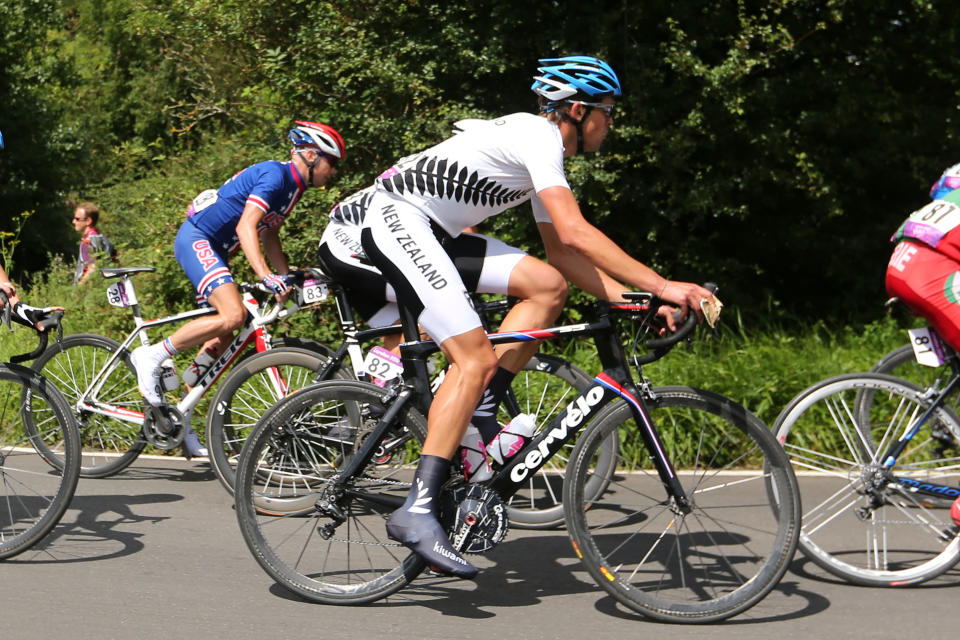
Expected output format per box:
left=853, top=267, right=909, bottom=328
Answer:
left=27, top=334, right=146, bottom=477
left=1, top=363, right=81, bottom=558
left=564, top=386, right=800, bottom=623
left=774, top=373, right=960, bottom=586
left=207, top=347, right=338, bottom=494
left=235, top=380, right=427, bottom=604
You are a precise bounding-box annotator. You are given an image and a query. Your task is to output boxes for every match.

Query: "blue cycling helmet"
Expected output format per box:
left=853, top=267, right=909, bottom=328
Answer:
left=531, top=56, right=622, bottom=105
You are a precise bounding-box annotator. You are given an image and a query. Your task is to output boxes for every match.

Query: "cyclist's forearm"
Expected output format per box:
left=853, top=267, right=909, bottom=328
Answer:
left=538, top=187, right=668, bottom=295
left=539, top=221, right=628, bottom=300
left=549, top=250, right=627, bottom=301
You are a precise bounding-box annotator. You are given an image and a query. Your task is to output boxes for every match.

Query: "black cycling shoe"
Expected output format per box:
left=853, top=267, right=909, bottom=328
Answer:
left=386, top=508, right=478, bottom=579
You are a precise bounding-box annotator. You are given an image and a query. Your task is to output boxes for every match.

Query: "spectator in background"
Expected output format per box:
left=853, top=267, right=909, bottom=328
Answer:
left=72, top=202, right=117, bottom=285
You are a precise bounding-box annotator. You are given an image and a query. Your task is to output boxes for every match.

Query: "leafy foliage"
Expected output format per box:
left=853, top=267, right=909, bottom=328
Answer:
left=3, top=0, right=960, bottom=330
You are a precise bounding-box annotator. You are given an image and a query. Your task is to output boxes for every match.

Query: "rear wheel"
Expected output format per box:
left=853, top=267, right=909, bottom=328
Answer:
left=27, top=334, right=145, bottom=477
left=774, top=373, right=960, bottom=586
left=235, top=380, right=427, bottom=604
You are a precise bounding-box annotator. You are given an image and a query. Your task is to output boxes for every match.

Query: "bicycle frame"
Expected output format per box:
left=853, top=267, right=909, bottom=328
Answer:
left=75, top=271, right=293, bottom=426
left=334, top=297, right=691, bottom=511
left=869, top=347, right=960, bottom=501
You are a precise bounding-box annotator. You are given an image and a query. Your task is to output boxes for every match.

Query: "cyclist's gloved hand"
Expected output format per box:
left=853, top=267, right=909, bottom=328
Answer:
left=261, top=273, right=292, bottom=295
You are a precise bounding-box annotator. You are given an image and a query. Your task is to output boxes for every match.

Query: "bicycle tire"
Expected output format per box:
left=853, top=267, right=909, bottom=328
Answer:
left=270, top=336, right=335, bottom=359
left=207, top=347, right=346, bottom=494
left=1, top=363, right=81, bottom=559
left=27, top=333, right=146, bottom=477
left=499, top=353, right=617, bottom=529
left=774, top=372, right=960, bottom=586
left=869, top=344, right=960, bottom=418
left=235, top=380, right=427, bottom=604
left=564, top=386, right=800, bottom=623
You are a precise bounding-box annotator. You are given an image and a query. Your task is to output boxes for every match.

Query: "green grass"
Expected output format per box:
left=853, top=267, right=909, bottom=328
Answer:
left=552, top=309, right=918, bottom=429
left=3, top=257, right=927, bottom=458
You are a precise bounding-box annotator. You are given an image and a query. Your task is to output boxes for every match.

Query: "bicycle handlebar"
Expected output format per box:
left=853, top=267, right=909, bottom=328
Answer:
left=238, top=268, right=329, bottom=327
left=628, top=282, right=719, bottom=354
left=0, top=290, right=65, bottom=364
left=239, top=268, right=326, bottom=296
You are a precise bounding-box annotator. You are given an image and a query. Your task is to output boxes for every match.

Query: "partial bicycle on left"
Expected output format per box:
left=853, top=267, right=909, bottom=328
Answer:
left=0, top=294, right=81, bottom=559
left=26, top=266, right=330, bottom=478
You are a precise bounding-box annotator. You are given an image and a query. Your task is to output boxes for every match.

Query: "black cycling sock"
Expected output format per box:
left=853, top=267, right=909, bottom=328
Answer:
left=471, top=367, right=516, bottom=443
left=385, top=454, right=478, bottom=578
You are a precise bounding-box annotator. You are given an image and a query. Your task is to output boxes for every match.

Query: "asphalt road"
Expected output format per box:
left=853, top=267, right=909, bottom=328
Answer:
left=3, top=455, right=958, bottom=640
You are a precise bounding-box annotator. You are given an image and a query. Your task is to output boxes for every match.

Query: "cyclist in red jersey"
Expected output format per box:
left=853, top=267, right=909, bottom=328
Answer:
left=884, top=164, right=960, bottom=526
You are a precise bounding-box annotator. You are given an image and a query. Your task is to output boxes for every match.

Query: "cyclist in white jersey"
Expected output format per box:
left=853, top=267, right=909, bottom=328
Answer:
left=359, top=56, right=716, bottom=577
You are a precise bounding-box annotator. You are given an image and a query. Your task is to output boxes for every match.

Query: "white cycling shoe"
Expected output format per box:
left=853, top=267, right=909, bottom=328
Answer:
left=182, top=426, right=208, bottom=458
left=130, top=345, right=164, bottom=407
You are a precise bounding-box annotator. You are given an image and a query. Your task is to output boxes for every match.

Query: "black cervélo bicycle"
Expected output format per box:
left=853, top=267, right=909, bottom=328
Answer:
left=234, top=286, right=800, bottom=623
left=0, top=298, right=80, bottom=559
left=209, top=274, right=594, bottom=530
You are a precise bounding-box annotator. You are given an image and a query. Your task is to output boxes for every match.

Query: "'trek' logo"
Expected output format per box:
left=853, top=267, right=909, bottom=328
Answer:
left=509, top=385, right=605, bottom=482
left=193, top=240, right=219, bottom=270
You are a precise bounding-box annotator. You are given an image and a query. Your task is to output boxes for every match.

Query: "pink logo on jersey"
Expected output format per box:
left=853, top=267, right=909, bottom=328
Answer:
left=193, top=240, right=219, bottom=270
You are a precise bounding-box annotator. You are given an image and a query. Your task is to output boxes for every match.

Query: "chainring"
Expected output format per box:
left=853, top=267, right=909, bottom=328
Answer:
left=142, top=404, right=186, bottom=450
left=440, top=481, right=509, bottom=554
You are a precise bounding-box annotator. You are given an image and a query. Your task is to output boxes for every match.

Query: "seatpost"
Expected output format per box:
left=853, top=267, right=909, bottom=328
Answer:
left=121, top=275, right=151, bottom=347
left=397, top=304, right=432, bottom=405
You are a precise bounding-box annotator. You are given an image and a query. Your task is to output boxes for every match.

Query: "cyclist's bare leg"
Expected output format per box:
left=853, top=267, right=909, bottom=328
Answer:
left=131, top=283, right=246, bottom=406
left=493, top=255, right=567, bottom=373
left=385, top=327, right=494, bottom=578
left=167, top=284, right=247, bottom=352
left=423, top=327, right=498, bottom=457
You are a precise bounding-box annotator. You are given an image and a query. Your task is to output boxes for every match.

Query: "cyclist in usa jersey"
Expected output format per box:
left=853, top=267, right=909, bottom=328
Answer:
left=131, top=121, right=345, bottom=423
left=357, top=56, right=716, bottom=577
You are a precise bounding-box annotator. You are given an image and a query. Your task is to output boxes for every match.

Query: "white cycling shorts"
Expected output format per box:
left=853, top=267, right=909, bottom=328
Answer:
left=358, top=191, right=526, bottom=343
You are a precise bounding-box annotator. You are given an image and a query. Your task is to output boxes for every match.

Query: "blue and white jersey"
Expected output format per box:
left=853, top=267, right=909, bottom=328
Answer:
left=187, top=160, right=306, bottom=254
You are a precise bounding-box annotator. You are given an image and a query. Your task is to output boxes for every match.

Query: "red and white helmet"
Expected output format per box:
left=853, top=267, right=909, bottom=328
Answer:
left=289, top=121, right=346, bottom=161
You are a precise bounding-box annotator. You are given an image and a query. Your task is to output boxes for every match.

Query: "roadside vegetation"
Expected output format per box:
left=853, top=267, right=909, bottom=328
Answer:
left=0, top=0, right=955, bottom=440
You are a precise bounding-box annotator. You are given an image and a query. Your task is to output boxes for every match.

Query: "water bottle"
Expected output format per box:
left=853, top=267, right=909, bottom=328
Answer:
left=183, top=348, right=217, bottom=387
left=159, top=358, right=179, bottom=392
left=487, top=413, right=537, bottom=466
left=459, top=424, right=493, bottom=483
